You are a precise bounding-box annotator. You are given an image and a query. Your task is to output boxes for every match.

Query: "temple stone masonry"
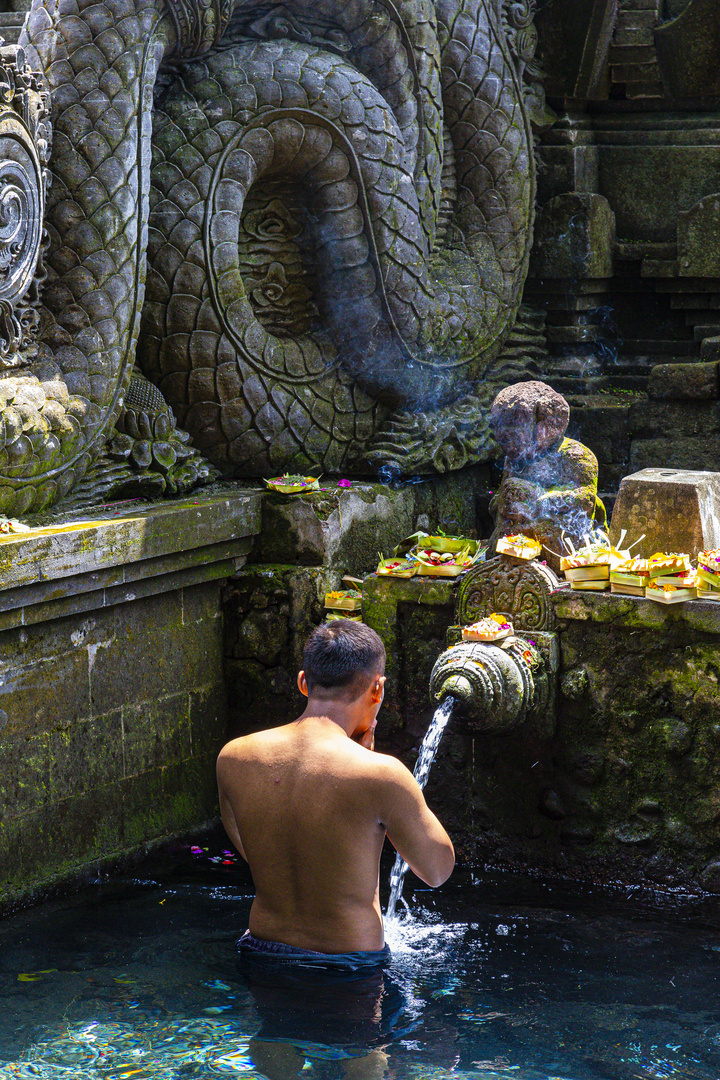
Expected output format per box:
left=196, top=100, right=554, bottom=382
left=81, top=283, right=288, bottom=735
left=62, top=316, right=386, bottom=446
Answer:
left=2, top=0, right=720, bottom=906
left=0, top=490, right=261, bottom=910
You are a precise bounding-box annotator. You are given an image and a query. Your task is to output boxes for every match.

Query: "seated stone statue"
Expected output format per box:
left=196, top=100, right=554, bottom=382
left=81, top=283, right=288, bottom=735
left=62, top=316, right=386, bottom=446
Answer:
left=488, top=381, right=605, bottom=570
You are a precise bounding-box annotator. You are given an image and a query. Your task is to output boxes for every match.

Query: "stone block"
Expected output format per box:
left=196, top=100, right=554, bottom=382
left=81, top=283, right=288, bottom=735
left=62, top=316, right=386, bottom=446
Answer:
left=182, top=580, right=223, bottom=626
left=252, top=484, right=416, bottom=574
left=89, top=589, right=222, bottom=715
left=0, top=730, right=50, bottom=819
left=678, top=194, right=720, bottom=277
left=122, top=695, right=190, bottom=777
left=628, top=399, right=720, bottom=439
left=189, top=684, right=227, bottom=755
left=112, top=770, right=167, bottom=848
left=235, top=607, right=289, bottom=664
left=655, top=0, right=720, bottom=101
left=648, top=362, right=719, bottom=401
left=536, top=145, right=600, bottom=205
left=0, top=639, right=91, bottom=736
left=701, top=337, right=720, bottom=362
left=629, top=438, right=720, bottom=474
left=49, top=712, right=124, bottom=800
left=610, top=468, right=720, bottom=557
left=160, top=752, right=219, bottom=834
left=531, top=193, right=616, bottom=279
left=411, top=466, right=489, bottom=538
left=598, top=144, right=720, bottom=244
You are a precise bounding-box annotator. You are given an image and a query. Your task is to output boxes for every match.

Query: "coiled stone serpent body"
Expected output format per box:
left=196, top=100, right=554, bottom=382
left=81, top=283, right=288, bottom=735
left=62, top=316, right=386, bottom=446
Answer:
left=0, top=0, right=536, bottom=513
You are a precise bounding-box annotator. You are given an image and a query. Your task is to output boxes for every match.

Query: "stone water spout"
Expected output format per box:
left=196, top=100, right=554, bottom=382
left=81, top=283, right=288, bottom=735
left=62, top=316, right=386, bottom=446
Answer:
left=429, top=637, right=550, bottom=734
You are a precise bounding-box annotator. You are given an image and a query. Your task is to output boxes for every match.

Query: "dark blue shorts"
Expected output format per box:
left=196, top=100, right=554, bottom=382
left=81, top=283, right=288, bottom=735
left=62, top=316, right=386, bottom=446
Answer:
left=237, top=932, right=403, bottom=1047
left=237, top=930, right=391, bottom=979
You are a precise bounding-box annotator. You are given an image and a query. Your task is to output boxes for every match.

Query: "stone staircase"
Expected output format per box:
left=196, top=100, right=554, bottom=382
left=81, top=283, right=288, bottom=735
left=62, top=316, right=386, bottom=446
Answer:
left=0, top=0, right=28, bottom=45
left=609, top=0, right=664, bottom=99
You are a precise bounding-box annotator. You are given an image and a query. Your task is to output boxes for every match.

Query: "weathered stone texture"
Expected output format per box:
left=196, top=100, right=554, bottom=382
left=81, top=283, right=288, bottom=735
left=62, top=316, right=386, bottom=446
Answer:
left=358, top=564, right=720, bottom=889
left=648, top=362, right=720, bottom=401
left=250, top=474, right=488, bottom=576
left=0, top=583, right=227, bottom=909
left=630, top=438, right=720, bottom=474
left=252, top=486, right=416, bottom=575
left=0, top=491, right=261, bottom=912
left=224, top=565, right=340, bottom=739
left=610, top=468, right=720, bottom=556
left=552, top=609, right=720, bottom=886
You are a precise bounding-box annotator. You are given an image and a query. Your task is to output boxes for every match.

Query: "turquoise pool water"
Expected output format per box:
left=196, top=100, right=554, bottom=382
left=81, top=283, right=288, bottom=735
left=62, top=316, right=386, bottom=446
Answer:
left=1, top=837, right=719, bottom=1080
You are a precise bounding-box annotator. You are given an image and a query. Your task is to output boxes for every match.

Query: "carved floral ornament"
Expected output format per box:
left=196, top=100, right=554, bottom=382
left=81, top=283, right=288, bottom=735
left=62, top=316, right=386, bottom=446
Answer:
left=456, top=556, right=558, bottom=632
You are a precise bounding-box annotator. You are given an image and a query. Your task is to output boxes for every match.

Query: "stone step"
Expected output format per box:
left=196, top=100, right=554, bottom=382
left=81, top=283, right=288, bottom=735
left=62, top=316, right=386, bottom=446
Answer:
left=611, top=61, right=661, bottom=82
left=694, top=324, right=720, bottom=342
left=675, top=296, right=720, bottom=311
left=613, top=27, right=655, bottom=46
left=617, top=10, right=658, bottom=27
left=0, top=10, right=25, bottom=43
left=608, top=44, right=657, bottom=64
left=626, top=81, right=665, bottom=98
left=604, top=374, right=650, bottom=391
left=618, top=0, right=659, bottom=10
left=701, top=337, right=720, bottom=361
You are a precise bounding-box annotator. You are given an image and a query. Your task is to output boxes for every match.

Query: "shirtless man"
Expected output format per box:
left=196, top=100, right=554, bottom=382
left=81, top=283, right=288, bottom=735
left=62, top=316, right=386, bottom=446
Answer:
left=216, top=620, right=454, bottom=963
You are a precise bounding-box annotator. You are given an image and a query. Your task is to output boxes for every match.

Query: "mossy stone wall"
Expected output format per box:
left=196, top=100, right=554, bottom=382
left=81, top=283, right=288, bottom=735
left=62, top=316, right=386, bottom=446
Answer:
left=362, top=575, right=720, bottom=891
left=0, top=490, right=261, bottom=912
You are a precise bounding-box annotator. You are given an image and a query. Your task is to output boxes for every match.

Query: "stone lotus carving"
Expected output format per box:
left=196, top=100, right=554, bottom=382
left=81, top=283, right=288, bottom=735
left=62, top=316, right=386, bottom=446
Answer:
left=0, top=0, right=543, bottom=516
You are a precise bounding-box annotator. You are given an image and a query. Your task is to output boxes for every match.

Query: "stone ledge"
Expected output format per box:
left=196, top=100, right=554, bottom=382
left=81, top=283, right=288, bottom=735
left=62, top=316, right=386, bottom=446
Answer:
left=0, top=551, right=241, bottom=631
left=553, top=585, right=720, bottom=633
left=648, top=361, right=719, bottom=400
left=0, top=489, right=261, bottom=593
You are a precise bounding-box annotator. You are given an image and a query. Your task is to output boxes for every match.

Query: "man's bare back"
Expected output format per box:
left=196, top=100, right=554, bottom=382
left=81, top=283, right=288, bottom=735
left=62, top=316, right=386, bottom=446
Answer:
left=217, top=622, right=454, bottom=954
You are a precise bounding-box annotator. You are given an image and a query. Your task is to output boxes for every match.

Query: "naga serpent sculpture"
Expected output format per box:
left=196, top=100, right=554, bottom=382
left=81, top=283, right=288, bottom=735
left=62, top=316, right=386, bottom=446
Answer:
left=1, top=0, right=542, bottom=516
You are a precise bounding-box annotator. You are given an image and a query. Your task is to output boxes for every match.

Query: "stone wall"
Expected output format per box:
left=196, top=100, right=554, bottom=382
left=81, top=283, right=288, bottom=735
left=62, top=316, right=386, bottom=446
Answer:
left=528, top=1, right=720, bottom=504
left=223, top=474, right=491, bottom=737
left=361, top=572, right=720, bottom=892
left=224, top=565, right=337, bottom=739
left=567, top=374, right=720, bottom=512
left=0, top=490, right=261, bottom=912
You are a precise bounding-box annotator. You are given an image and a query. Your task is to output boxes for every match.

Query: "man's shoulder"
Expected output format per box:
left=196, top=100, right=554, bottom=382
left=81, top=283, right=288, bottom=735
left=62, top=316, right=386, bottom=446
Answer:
left=217, top=725, right=291, bottom=761
left=355, top=748, right=415, bottom=787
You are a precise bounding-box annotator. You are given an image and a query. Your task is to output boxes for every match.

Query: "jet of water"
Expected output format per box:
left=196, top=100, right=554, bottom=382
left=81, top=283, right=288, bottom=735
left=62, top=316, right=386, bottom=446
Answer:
left=386, top=695, right=455, bottom=919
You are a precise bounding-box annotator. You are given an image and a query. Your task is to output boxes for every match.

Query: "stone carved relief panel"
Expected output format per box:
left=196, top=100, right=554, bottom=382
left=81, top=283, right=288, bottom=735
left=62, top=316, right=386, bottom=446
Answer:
left=456, top=556, right=559, bottom=632
left=0, top=0, right=545, bottom=516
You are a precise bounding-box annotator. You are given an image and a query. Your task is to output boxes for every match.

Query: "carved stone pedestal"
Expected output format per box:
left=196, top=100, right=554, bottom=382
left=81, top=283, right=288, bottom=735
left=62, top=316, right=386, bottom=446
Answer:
left=610, top=467, right=720, bottom=556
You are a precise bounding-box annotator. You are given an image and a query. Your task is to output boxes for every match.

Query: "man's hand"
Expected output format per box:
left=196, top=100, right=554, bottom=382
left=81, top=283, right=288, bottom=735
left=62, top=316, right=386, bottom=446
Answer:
left=353, top=725, right=375, bottom=751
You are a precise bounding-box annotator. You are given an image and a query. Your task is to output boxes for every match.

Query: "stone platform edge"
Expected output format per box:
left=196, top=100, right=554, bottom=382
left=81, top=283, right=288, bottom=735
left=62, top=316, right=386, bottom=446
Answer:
left=0, top=488, right=262, bottom=630
left=553, top=584, right=720, bottom=633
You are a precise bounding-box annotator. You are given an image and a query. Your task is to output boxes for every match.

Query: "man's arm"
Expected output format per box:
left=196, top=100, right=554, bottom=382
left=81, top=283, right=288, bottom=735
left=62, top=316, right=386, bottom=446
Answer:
left=376, top=757, right=454, bottom=888
left=216, top=751, right=247, bottom=861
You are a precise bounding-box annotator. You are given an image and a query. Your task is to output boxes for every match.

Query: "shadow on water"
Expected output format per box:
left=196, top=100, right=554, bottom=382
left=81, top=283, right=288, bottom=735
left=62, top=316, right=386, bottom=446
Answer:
left=1, top=837, right=720, bottom=1079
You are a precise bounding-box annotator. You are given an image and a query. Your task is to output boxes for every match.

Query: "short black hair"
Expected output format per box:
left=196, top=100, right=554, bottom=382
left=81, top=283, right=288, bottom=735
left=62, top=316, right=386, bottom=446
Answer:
left=303, top=621, right=386, bottom=696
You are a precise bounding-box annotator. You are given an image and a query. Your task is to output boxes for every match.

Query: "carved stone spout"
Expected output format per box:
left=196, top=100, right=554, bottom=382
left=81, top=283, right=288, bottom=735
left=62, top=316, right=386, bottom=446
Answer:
left=429, top=638, right=550, bottom=734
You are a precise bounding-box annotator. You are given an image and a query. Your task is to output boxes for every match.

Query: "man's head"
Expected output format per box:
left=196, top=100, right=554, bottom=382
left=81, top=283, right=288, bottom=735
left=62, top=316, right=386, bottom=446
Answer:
left=301, top=620, right=386, bottom=701
left=491, top=381, right=569, bottom=461
left=299, top=621, right=387, bottom=746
